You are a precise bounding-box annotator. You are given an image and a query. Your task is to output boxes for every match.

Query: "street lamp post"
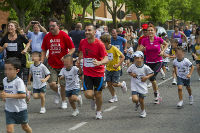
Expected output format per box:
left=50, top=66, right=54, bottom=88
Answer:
left=92, top=0, right=96, bottom=26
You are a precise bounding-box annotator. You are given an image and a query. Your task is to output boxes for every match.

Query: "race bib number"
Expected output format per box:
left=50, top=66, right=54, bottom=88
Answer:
left=7, top=43, right=17, bottom=51
left=108, top=53, right=113, bottom=60
left=84, top=58, right=94, bottom=67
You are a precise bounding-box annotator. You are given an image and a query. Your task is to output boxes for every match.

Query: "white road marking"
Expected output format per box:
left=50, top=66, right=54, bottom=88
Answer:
left=104, top=106, right=117, bottom=112
left=68, top=122, right=88, bottom=131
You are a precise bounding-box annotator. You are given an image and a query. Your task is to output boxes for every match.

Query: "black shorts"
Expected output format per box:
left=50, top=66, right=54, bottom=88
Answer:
left=146, top=62, right=163, bottom=81
left=196, top=60, right=200, bottom=64
left=83, top=75, right=104, bottom=91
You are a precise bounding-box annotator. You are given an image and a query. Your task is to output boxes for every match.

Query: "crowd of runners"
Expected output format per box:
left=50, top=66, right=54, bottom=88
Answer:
left=0, top=18, right=200, bottom=133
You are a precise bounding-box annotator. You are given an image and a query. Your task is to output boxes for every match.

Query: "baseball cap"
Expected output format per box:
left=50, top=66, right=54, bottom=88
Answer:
left=142, top=24, right=148, bottom=30
left=133, top=51, right=144, bottom=57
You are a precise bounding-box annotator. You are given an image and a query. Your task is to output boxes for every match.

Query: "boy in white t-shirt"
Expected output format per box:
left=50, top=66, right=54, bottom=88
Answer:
left=127, top=51, right=154, bottom=118
left=0, top=57, right=32, bottom=133
left=173, top=47, right=194, bottom=108
left=28, top=52, right=50, bottom=114
left=59, top=55, right=82, bottom=117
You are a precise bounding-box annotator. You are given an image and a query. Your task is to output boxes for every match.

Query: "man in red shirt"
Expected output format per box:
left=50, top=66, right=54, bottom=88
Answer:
left=77, top=24, right=108, bottom=119
left=41, top=18, right=75, bottom=109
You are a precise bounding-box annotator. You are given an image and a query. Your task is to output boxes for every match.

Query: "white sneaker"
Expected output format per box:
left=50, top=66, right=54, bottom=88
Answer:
left=72, top=109, right=79, bottom=117
left=61, top=101, right=68, bottom=109
left=172, top=78, right=177, bottom=85
left=121, top=81, right=127, bottom=93
left=189, top=95, right=193, bottom=105
left=91, top=100, right=96, bottom=110
left=166, top=67, right=170, bottom=71
left=54, top=94, right=60, bottom=104
left=140, top=110, right=146, bottom=118
left=154, top=94, right=162, bottom=104
left=147, top=83, right=152, bottom=88
left=40, top=107, right=46, bottom=114
left=109, top=96, right=118, bottom=103
left=54, top=86, right=61, bottom=104
left=77, top=95, right=83, bottom=107
left=199, top=77, right=200, bottom=81
left=177, top=100, right=183, bottom=108
left=96, top=111, right=103, bottom=120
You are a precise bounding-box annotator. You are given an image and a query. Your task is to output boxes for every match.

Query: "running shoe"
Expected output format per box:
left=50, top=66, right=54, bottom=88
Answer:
left=72, top=109, right=79, bottom=117
left=121, top=81, right=127, bottom=93
left=147, top=82, right=152, bottom=88
left=189, top=95, right=193, bottom=105
left=177, top=100, right=183, bottom=108
left=140, top=110, right=147, bottom=118
left=40, top=107, right=46, bottom=114
left=172, top=78, right=177, bottom=85
left=109, top=96, right=118, bottom=103
left=96, top=111, right=103, bottom=120
left=61, top=101, right=68, bottom=109
left=77, top=95, right=83, bottom=107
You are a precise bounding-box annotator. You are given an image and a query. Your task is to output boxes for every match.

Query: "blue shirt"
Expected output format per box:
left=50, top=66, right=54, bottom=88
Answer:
left=184, top=30, right=191, bottom=37
left=27, top=32, right=45, bottom=52
left=111, top=36, right=126, bottom=53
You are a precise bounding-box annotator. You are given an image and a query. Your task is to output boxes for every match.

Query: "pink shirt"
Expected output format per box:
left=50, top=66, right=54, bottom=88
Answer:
left=141, top=36, right=163, bottom=63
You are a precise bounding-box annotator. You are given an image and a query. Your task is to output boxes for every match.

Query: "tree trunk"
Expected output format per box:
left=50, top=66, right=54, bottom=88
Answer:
left=65, top=4, right=73, bottom=30
left=81, top=7, right=87, bottom=24
left=136, top=13, right=141, bottom=28
left=18, top=11, right=25, bottom=28
left=113, top=12, right=117, bottom=29
left=172, top=14, right=174, bottom=30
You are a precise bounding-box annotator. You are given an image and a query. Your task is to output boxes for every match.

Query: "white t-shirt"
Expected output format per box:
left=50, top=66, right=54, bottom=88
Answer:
left=29, top=63, right=50, bottom=89
left=127, top=47, right=134, bottom=58
left=190, top=34, right=196, bottom=46
left=3, top=77, right=27, bottom=112
left=173, top=58, right=192, bottom=79
left=59, top=66, right=80, bottom=91
left=127, top=64, right=154, bottom=94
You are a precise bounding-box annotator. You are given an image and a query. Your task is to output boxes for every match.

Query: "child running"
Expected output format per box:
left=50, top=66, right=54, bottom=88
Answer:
left=127, top=51, right=154, bottom=118
left=0, top=57, right=32, bottom=133
left=28, top=52, right=51, bottom=114
left=192, top=37, right=200, bottom=80
left=59, top=55, right=83, bottom=116
left=173, top=47, right=194, bottom=108
left=100, top=34, right=127, bottom=103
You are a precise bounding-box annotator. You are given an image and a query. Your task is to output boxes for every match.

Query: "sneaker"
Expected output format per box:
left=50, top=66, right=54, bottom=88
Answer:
left=154, top=95, right=162, bottom=104
left=40, top=107, right=46, bottom=114
left=54, top=86, right=61, bottom=104
left=96, top=111, right=103, bottom=120
left=72, top=109, right=79, bottom=117
left=199, top=77, right=200, bottom=81
left=91, top=99, right=96, bottom=110
left=121, top=81, right=127, bottom=93
left=177, top=100, right=183, bottom=108
left=172, top=79, right=177, bottom=85
left=189, top=95, right=193, bottom=105
left=161, top=76, right=166, bottom=80
left=166, top=66, right=170, bottom=71
left=61, top=101, right=68, bottom=109
left=77, top=95, right=83, bottom=107
left=135, top=103, right=140, bottom=111
left=140, top=110, right=147, bottom=118
left=109, top=96, right=118, bottom=103
left=147, top=82, right=152, bottom=88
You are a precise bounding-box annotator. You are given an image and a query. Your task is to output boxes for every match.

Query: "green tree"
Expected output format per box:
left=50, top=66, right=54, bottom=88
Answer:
left=101, top=0, right=125, bottom=28
left=0, top=0, right=49, bottom=28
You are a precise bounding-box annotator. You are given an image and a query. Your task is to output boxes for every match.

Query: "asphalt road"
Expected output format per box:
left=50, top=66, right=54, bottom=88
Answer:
left=0, top=53, right=200, bottom=133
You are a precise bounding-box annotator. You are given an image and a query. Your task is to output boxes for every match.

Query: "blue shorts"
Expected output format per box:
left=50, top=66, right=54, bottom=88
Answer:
left=33, top=85, right=46, bottom=93
left=177, top=77, right=190, bottom=86
left=177, top=76, right=190, bottom=87
left=66, top=89, right=80, bottom=97
left=5, top=110, right=28, bottom=125
left=105, top=70, right=120, bottom=83
left=132, top=91, right=146, bottom=98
